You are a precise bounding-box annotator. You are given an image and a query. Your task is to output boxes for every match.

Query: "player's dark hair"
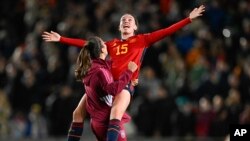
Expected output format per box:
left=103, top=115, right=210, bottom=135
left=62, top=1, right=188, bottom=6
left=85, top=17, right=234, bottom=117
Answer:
left=75, top=36, right=102, bottom=81
left=130, top=14, right=139, bottom=28
left=135, top=16, right=139, bottom=28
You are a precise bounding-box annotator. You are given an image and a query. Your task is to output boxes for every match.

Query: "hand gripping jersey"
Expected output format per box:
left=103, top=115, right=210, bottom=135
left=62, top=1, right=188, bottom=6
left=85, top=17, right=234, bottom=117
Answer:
left=83, top=58, right=132, bottom=123
left=60, top=18, right=191, bottom=81
left=84, top=58, right=132, bottom=141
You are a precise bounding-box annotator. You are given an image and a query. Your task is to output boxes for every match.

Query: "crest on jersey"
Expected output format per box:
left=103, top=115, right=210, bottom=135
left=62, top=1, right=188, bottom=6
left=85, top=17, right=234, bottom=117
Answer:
left=129, top=38, right=136, bottom=43
left=112, top=43, right=117, bottom=47
left=120, top=129, right=126, bottom=138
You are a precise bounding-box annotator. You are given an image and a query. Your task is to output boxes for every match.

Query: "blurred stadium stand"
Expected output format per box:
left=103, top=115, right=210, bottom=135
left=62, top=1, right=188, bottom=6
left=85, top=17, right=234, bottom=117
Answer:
left=0, top=0, right=249, bottom=140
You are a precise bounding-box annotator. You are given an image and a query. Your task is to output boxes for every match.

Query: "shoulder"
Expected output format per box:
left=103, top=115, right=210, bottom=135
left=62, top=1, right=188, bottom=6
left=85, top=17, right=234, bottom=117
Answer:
left=96, top=67, right=111, bottom=77
left=96, top=68, right=113, bottom=83
left=128, top=34, right=148, bottom=44
left=132, top=34, right=148, bottom=41
left=105, top=38, right=120, bottom=45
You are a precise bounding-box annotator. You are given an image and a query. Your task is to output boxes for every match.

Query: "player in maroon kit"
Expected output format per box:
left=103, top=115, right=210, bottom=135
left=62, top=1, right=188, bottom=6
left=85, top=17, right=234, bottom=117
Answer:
left=73, top=36, right=137, bottom=141
left=42, top=5, right=205, bottom=141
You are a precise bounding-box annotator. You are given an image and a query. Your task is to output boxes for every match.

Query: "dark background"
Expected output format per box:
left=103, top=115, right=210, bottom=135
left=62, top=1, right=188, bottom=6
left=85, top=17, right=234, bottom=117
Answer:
left=0, top=0, right=249, bottom=140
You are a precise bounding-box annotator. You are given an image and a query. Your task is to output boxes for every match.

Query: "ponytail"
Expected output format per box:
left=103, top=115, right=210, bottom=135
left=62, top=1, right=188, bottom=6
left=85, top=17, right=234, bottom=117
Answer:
left=74, top=37, right=102, bottom=81
left=75, top=47, right=91, bottom=81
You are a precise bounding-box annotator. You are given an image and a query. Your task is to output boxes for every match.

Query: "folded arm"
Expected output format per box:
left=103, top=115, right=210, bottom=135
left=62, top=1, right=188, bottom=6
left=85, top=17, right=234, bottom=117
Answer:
left=98, top=69, right=133, bottom=96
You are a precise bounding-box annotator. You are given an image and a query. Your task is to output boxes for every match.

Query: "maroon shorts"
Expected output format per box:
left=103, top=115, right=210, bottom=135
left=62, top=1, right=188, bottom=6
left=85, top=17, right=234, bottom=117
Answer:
left=90, top=120, right=127, bottom=141
left=124, top=82, right=135, bottom=96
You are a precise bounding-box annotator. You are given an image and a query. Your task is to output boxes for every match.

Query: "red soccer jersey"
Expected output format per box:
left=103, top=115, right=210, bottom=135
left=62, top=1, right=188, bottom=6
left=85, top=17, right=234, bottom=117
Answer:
left=60, top=17, right=191, bottom=80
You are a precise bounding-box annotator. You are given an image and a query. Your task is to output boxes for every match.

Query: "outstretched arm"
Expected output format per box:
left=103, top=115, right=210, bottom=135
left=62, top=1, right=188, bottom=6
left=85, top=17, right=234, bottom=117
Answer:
left=42, top=31, right=86, bottom=48
left=42, top=31, right=61, bottom=42
left=145, top=5, right=205, bottom=45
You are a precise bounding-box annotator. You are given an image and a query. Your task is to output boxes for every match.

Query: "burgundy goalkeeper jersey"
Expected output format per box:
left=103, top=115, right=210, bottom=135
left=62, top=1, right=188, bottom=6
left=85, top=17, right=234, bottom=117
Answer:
left=84, top=58, right=132, bottom=124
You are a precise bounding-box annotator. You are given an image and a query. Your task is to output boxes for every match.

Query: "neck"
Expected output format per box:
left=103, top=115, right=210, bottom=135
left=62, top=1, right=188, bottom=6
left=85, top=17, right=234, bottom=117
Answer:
left=121, top=32, right=134, bottom=40
left=99, top=54, right=106, bottom=60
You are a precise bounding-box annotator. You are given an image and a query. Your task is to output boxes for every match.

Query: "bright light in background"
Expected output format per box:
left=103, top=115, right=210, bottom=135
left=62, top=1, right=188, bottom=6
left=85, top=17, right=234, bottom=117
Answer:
left=240, top=37, right=247, bottom=46
left=222, top=28, right=231, bottom=38
left=240, top=37, right=248, bottom=49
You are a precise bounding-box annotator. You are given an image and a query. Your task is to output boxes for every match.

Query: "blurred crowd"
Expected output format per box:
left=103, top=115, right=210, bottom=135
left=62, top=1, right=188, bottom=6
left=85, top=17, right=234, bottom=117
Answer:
left=0, top=0, right=250, bottom=140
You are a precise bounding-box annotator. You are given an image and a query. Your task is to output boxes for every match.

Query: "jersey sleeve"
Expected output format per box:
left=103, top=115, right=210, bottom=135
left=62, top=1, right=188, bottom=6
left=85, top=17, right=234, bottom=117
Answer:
left=60, top=36, right=86, bottom=48
left=98, top=69, right=133, bottom=96
left=144, top=17, right=191, bottom=46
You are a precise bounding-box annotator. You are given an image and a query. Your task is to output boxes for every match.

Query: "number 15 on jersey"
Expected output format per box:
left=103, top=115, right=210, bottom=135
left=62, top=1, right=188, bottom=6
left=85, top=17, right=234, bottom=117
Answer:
left=116, top=44, right=128, bottom=55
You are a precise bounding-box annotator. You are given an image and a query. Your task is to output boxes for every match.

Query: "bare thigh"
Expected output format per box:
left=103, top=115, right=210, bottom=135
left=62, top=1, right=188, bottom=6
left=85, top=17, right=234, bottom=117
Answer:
left=110, top=90, right=131, bottom=120
left=72, top=94, right=87, bottom=122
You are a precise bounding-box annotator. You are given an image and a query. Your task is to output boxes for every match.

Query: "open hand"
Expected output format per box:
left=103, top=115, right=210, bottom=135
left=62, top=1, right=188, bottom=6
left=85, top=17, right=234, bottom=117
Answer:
left=128, top=61, right=138, bottom=73
left=189, top=5, right=205, bottom=21
left=42, top=31, right=61, bottom=42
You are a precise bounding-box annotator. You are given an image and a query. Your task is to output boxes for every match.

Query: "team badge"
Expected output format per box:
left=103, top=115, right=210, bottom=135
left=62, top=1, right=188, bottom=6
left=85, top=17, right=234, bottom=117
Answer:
left=129, top=38, right=136, bottom=43
left=120, top=130, right=126, bottom=138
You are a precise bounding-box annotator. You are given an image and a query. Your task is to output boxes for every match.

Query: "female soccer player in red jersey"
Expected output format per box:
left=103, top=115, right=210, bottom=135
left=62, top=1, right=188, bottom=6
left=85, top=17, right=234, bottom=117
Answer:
left=72, top=36, right=137, bottom=141
left=42, top=5, right=205, bottom=141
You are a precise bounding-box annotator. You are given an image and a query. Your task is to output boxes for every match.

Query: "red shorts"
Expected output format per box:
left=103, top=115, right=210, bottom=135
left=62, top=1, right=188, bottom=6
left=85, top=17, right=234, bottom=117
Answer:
left=90, top=120, right=127, bottom=141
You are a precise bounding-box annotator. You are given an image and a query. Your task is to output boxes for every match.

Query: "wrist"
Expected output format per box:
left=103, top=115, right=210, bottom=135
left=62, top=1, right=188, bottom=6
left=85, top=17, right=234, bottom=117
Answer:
left=187, top=17, right=193, bottom=22
left=127, top=69, right=133, bottom=73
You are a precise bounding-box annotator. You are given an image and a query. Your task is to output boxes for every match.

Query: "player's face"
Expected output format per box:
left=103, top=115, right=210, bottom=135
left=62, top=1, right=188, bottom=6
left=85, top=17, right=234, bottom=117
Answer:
left=100, top=40, right=108, bottom=56
left=119, top=14, right=137, bottom=35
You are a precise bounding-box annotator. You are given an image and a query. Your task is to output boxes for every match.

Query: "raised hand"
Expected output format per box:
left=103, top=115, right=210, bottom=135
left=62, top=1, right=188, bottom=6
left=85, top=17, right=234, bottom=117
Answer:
left=189, top=5, right=205, bottom=21
left=128, top=61, right=138, bottom=73
left=131, top=79, right=138, bottom=86
left=42, top=31, right=61, bottom=42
